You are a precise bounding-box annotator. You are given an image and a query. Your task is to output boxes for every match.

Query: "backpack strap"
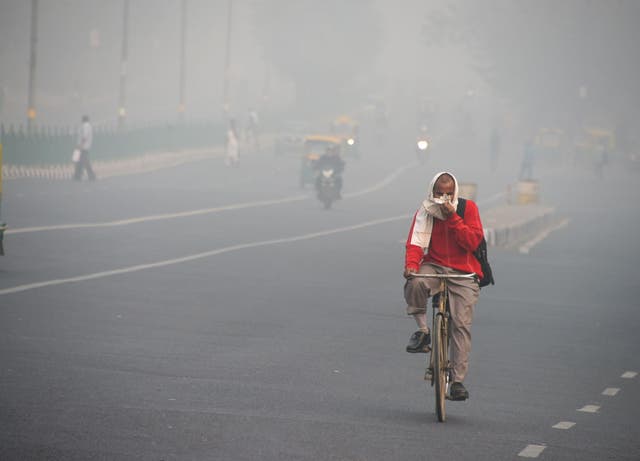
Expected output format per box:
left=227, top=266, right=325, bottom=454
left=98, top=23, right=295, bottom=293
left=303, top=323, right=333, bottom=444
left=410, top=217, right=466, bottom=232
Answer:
left=456, top=197, right=467, bottom=219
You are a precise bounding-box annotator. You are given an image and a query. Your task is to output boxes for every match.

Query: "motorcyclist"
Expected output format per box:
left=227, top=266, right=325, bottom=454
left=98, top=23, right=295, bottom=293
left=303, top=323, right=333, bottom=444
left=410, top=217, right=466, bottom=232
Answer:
left=314, top=146, right=345, bottom=199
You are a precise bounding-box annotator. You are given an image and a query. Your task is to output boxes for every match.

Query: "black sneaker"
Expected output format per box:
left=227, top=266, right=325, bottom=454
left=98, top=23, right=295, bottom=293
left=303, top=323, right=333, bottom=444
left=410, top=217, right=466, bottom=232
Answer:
left=406, top=330, right=431, bottom=353
left=449, top=382, right=469, bottom=401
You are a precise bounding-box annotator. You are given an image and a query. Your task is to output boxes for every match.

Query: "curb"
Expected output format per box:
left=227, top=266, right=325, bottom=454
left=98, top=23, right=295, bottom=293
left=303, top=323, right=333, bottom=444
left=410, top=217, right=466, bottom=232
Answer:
left=2, top=147, right=223, bottom=181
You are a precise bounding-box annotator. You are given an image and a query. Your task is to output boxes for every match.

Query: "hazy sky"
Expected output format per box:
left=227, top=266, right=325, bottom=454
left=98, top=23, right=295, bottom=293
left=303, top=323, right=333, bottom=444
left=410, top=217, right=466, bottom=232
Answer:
left=2, top=0, right=636, bottom=146
left=0, top=1, right=486, bottom=127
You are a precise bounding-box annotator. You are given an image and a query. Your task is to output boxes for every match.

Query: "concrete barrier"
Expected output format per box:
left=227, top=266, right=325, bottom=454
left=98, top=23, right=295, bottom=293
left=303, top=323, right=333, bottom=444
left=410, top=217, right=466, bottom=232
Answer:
left=482, top=204, right=556, bottom=248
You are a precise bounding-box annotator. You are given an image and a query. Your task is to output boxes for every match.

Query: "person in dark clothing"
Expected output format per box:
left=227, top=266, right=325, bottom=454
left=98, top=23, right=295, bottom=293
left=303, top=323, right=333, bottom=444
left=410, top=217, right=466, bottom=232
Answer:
left=519, top=138, right=535, bottom=181
left=314, top=146, right=345, bottom=198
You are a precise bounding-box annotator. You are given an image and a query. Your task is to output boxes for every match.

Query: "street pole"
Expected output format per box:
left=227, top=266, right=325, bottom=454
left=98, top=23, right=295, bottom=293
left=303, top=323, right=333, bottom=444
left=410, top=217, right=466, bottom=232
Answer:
left=0, top=143, right=6, bottom=255
left=178, top=0, right=187, bottom=123
left=27, top=0, right=39, bottom=131
left=222, top=0, right=232, bottom=116
left=118, top=0, right=130, bottom=130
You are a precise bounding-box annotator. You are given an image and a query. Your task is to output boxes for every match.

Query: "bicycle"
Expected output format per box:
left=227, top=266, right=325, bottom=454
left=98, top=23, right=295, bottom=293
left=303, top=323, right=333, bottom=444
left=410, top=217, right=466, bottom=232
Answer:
left=409, top=272, right=477, bottom=422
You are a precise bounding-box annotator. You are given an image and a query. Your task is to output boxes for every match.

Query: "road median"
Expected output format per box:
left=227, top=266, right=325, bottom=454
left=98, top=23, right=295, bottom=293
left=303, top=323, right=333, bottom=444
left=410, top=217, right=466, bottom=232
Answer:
left=483, top=203, right=563, bottom=249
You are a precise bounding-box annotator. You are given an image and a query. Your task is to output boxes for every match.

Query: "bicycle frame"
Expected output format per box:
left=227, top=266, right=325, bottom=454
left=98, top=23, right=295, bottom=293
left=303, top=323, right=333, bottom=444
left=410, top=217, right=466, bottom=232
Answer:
left=409, top=271, right=476, bottom=422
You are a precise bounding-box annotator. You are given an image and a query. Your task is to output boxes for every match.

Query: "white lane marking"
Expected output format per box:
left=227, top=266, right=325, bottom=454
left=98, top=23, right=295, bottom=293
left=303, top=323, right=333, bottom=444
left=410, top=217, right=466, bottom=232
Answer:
left=343, top=162, right=416, bottom=198
left=602, top=387, right=620, bottom=396
left=519, top=218, right=569, bottom=254
left=5, top=195, right=308, bottom=235
left=577, top=405, right=600, bottom=413
left=518, top=444, right=546, bottom=458
left=6, top=163, right=415, bottom=235
left=0, top=214, right=409, bottom=296
left=552, top=421, right=576, bottom=430
left=621, top=371, right=637, bottom=379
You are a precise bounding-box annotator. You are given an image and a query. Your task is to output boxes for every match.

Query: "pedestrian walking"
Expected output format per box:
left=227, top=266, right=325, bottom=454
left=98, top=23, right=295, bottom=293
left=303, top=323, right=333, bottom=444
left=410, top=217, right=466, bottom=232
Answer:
left=73, top=115, right=96, bottom=181
left=518, top=138, right=534, bottom=181
left=225, top=119, right=240, bottom=167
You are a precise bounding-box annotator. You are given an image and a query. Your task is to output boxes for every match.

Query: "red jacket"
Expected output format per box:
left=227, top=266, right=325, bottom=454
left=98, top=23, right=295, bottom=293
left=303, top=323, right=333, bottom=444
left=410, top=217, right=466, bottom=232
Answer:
left=405, top=199, right=484, bottom=278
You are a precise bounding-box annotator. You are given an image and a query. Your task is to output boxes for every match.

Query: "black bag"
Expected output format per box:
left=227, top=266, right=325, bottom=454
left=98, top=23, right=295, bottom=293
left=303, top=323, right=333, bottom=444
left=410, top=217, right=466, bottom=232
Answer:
left=456, top=198, right=495, bottom=288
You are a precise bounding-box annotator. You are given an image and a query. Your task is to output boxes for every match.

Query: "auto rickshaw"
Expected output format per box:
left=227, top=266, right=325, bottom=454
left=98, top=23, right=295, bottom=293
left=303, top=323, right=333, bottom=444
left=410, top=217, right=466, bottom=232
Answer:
left=330, top=115, right=359, bottom=158
left=534, top=127, right=566, bottom=166
left=573, top=127, right=615, bottom=166
left=300, top=135, right=342, bottom=188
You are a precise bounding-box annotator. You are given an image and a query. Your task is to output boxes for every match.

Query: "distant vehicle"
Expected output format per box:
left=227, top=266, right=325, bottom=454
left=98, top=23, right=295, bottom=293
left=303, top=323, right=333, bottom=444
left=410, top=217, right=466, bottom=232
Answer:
left=415, top=125, right=431, bottom=164
left=273, top=120, right=309, bottom=156
left=330, top=115, right=359, bottom=157
left=316, top=167, right=339, bottom=209
left=573, top=127, right=615, bottom=166
left=533, top=127, right=565, bottom=165
left=300, top=135, right=341, bottom=188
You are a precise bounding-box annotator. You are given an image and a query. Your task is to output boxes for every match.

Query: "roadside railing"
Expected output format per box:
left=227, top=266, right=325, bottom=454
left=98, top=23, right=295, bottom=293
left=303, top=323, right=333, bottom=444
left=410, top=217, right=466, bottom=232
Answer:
left=0, top=121, right=225, bottom=166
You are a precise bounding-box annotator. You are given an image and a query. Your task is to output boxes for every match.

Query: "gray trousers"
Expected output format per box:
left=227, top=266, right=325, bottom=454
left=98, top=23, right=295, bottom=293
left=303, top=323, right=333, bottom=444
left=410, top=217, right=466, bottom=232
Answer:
left=404, top=263, right=479, bottom=382
left=73, top=149, right=96, bottom=181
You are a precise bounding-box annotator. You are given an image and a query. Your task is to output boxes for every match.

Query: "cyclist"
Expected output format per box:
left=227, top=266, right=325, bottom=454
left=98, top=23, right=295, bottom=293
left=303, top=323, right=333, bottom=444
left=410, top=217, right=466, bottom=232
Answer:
left=403, top=171, right=485, bottom=401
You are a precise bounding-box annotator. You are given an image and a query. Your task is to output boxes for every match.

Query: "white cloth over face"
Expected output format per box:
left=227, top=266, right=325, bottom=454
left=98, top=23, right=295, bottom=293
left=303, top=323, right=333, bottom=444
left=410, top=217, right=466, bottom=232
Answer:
left=409, top=171, right=459, bottom=250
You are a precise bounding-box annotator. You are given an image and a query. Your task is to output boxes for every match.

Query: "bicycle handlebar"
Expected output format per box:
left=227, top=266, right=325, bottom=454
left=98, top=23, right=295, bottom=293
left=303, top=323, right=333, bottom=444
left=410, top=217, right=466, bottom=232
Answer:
left=409, top=273, right=476, bottom=280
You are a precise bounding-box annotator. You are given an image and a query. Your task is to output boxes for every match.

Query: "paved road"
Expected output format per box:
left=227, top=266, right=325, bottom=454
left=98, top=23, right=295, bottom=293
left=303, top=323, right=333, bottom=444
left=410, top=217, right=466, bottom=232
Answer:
left=1, top=132, right=639, bottom=460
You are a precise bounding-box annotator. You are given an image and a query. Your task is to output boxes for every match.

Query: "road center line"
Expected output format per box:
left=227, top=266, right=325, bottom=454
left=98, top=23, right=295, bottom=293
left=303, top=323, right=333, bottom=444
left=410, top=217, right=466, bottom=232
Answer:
left=519, top=218, right=569, bottom=254
left=6, top=163, right=416, bottom=235
left=5, top=195, right=309, bottom=235
left=621, top=371, right=637, bottom=378
left=0, top=215, right=409, bottom=296
left=602, top=387, right=620, bottom=396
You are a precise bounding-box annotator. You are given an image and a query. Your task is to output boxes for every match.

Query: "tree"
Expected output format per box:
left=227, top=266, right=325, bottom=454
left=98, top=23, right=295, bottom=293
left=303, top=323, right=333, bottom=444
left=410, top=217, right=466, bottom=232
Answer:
left=423, top=0, right=640, bottom=127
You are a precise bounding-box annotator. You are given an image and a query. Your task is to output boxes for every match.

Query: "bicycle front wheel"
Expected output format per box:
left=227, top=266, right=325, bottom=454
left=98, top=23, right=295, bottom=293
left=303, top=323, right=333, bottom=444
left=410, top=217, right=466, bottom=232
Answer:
left=433, top=313, right=448, bottom=422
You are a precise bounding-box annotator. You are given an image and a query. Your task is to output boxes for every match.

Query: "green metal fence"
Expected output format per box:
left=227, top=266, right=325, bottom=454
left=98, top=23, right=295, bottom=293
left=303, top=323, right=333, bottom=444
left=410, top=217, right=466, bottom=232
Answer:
left=0, top=121, right=225, bottom=166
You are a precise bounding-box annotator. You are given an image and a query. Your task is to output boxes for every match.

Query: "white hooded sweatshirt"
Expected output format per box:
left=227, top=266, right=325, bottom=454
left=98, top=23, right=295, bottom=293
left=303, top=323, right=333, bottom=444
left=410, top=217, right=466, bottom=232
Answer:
left=409, top=171, right=459, bottom=251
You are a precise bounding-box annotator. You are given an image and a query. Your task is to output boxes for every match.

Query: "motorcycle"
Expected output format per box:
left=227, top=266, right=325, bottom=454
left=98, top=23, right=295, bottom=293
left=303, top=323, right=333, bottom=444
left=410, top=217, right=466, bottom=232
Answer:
left=316, top=168, right=340, bottom=209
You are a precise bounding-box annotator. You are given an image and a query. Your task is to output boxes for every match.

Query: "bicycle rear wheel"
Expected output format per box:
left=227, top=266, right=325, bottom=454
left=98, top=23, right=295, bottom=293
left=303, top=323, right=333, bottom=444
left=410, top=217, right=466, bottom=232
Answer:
left=433, top=313, right=448, bottom=422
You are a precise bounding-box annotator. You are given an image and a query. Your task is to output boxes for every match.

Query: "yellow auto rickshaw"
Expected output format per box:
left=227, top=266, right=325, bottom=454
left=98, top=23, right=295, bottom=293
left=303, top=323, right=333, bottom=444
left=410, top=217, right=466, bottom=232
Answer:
left=330, top=115, right=360, bottom=157
left=300, top=135, right=341, bottom=188
left=534, top=127, right=566, bottom=166
left=574, top=127, right=615, bottom=165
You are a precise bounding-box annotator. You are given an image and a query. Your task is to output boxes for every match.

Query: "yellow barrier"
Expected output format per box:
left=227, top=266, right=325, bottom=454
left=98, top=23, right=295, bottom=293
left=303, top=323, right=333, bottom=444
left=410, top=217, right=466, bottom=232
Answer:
left=517, top=180, right=539, bottom=204
left=458, top=182, right=478, bottom=201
